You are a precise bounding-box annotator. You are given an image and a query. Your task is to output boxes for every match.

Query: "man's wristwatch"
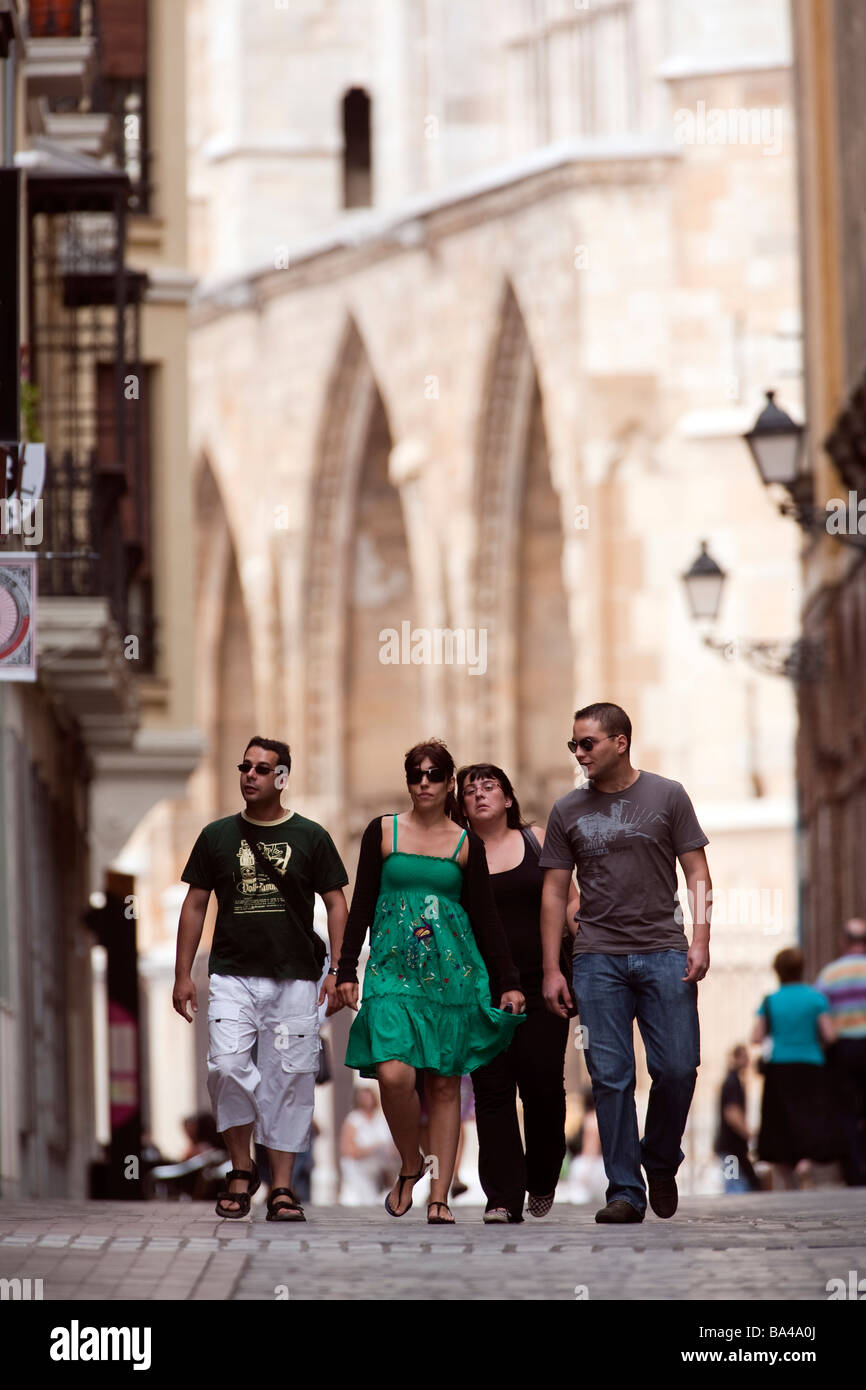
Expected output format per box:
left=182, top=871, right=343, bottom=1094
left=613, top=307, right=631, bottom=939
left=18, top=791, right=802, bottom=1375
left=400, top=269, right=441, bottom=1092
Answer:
left=327, top=967, right=339, bottom=976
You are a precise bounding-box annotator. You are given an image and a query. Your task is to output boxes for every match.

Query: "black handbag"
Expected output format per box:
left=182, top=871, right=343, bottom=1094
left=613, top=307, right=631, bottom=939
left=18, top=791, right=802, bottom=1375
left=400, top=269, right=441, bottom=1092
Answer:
left=236, top=814, right=327, bottom=974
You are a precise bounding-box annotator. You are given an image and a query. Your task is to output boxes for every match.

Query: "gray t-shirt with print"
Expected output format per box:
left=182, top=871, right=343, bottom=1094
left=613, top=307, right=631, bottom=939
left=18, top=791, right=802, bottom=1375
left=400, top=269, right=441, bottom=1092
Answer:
left=538, top=770, right=709, bottom=954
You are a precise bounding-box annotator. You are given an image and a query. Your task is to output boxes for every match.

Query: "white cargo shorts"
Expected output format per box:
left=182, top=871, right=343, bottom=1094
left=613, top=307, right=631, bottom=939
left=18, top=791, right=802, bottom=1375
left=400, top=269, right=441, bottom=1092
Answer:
left=206, top=972, right=321, bottom=1153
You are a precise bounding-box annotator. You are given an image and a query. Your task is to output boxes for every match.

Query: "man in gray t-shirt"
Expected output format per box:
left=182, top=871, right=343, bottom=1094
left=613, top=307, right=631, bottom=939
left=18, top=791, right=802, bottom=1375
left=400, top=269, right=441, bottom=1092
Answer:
left=540, top=702, right=712, bottom=1225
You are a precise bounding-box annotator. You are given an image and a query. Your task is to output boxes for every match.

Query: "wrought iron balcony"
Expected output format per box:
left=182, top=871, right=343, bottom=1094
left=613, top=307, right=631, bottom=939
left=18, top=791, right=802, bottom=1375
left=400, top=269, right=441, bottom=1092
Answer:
left=26, top=167, right=156, bottom=671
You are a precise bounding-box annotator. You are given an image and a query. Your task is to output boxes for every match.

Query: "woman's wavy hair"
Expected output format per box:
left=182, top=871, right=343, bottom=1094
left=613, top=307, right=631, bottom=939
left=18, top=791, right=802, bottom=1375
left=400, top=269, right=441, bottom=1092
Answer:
left=455, top=762, right=531, bottom=830
left=404, top=738, right=462, bottom=825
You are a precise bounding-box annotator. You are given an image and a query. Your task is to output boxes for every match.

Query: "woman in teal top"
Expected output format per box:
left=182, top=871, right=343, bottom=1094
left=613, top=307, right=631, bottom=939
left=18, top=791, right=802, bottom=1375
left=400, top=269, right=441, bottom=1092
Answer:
left=752, top=946, right=840, bottom=1187
left=337, top=738, right=525, bottom=1224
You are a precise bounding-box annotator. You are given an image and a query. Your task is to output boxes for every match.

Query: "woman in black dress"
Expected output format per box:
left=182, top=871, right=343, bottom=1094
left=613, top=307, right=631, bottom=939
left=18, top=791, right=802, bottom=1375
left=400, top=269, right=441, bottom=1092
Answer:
left=458, top=763, right=579, bottom=1223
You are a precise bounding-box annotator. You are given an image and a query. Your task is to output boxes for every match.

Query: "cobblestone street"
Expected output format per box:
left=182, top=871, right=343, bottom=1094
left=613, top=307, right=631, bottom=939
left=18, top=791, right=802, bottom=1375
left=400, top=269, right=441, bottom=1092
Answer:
left=1, top=1189, right=864, bottom=1302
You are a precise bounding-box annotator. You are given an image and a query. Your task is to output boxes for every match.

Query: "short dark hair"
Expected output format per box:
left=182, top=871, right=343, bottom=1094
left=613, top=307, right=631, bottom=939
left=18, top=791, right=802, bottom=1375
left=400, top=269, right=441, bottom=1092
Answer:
left=244, top=735, right=292, bottom=776
left=455, top=763, right=530, bottom=830
left=574, top=702, right=632, bottom=753
left=773, top=947, right=804, bottom=984
left=404, top=738, right=461, bottom=825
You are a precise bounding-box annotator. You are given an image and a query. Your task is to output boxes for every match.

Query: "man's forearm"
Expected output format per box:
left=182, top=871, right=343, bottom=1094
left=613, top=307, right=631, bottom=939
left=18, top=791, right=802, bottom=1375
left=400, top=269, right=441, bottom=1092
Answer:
left=175, top=907, right=206, bottom=979
left=686, top=873, right=712, bottom=939
left=541, top=892, right=569, bottom=971
left=325, top=898, right=348, bottom=964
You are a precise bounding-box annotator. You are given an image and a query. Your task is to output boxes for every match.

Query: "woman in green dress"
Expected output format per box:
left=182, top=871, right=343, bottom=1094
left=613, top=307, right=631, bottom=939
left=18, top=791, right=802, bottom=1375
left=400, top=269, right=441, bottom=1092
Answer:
left=336, top=738, right=525, bottom=1224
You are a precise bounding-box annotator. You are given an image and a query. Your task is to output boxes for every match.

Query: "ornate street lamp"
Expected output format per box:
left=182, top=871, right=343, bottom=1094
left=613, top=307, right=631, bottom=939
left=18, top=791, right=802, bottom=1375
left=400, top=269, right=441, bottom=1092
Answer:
left=681, top=540, right=823, bottom=682
left=681, top=540, right=725, bottom=622
left=743, top=390, right=866, bottom=549
left=743, top=389, right=806, bottom=490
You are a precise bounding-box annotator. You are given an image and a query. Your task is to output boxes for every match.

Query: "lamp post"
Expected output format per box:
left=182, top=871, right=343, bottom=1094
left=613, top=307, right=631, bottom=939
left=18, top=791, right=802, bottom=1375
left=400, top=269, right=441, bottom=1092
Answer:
left=743, top=390, right=866, bottom=549
left=681, top=540, right=823, bottom=682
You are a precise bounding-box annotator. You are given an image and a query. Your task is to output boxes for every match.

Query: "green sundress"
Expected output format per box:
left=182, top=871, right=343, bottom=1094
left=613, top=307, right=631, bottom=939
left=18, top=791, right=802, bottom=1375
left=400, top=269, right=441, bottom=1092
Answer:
left=345, top=815, right=524, bottom=1078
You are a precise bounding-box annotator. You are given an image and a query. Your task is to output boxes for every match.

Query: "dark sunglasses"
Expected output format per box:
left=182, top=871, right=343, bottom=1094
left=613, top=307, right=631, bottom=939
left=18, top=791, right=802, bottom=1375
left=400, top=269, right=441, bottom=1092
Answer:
left=237, top=761, right=276, bottom=776
left=567, top=734, right=617, bottom=754
left=406, top=766, right=447, bottom=784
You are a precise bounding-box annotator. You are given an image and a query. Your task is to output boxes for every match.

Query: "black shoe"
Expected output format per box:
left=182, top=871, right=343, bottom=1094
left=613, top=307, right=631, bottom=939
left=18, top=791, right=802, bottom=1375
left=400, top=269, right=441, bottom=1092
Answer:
left=595, top=1200, right=644, bottom=1224
left=647, top=1173, right=678, bottom=1218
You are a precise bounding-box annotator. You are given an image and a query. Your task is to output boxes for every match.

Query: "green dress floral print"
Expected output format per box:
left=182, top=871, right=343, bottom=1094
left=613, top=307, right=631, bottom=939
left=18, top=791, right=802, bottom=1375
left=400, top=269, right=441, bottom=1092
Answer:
left=345, top=816, right=524, bottom=1077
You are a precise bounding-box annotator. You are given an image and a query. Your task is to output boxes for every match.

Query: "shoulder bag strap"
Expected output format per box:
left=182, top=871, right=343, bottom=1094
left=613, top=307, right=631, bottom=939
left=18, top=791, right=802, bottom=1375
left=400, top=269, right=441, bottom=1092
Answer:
left=521, top=824, right=543, bottom=858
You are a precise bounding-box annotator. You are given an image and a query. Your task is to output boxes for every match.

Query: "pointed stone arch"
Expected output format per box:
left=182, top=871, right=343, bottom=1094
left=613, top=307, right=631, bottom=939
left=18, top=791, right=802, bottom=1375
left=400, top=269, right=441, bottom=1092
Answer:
left=301, top=318, right=420, bottom=841
left=193, top=453, right=258, bottom=816
left=471, top=281, right=573, bottom=817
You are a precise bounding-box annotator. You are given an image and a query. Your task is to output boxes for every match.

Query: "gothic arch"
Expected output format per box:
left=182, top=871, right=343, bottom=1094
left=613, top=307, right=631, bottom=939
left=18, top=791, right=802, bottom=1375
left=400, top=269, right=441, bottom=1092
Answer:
left=471, top=281, right=573, bottom=817
left=193, top=453, right=258, bottom=815
left=301, top=318, right=419, bottom=840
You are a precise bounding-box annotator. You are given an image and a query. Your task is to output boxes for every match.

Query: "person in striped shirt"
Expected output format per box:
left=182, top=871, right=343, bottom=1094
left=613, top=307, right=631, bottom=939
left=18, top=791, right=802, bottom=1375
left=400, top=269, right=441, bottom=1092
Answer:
left=816, top=918, right=866, bottom=1187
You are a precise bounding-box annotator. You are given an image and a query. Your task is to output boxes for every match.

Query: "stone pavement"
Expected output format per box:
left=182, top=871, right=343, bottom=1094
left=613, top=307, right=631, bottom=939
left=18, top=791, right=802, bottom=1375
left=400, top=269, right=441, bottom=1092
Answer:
left=1, top=1188, right=864, bottom=1301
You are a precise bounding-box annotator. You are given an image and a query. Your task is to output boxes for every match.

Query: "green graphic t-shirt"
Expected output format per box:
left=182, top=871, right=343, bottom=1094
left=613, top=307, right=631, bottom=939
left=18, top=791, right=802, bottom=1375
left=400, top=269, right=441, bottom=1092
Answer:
left=181, top=810, right=349, bottom=981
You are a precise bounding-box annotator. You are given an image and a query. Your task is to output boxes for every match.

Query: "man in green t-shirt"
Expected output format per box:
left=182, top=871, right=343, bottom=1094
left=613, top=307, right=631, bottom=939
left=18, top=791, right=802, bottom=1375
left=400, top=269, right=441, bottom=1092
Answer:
left=173, top=736, right=349, bottom=1221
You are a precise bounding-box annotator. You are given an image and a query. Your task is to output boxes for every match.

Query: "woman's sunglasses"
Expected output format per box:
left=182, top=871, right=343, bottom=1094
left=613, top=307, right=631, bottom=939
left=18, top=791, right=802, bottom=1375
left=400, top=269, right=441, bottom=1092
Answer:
left=406, top=766, right=447, bottom=784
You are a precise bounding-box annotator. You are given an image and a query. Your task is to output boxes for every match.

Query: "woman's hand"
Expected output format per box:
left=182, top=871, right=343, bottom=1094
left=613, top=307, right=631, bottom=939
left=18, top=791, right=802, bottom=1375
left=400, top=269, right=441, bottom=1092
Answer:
left=337, top=981, right=360, bottom=1012
left=499, top=989, right=526, bottom=1015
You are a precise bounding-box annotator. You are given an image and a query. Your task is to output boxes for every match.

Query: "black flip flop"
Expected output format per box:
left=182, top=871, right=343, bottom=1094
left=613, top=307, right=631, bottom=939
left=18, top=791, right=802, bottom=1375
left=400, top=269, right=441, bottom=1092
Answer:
left=427, top=1201, right=455, bottom=1225
left=384, top=1157, right=425, bottom=1217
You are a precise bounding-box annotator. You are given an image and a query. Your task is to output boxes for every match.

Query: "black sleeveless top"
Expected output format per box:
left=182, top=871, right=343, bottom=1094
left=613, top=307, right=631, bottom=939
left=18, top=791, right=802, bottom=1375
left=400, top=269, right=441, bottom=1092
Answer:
left=488, top=829, right=545, bottom=1000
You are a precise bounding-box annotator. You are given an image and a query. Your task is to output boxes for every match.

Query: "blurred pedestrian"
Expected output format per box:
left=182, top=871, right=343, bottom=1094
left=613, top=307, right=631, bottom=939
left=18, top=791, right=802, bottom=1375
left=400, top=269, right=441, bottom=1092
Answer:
left=564, top=1087, right=607, bottom=1205
left=752, top=947, right=840, bottom=1189
left=714, top=1045, right=760, bottom=1193
left=172, top=736, right=349, bottom=1222
left=180, top=1112, right=221, bottom=1160
left=336, top=739, right=525, bottom=1225
left=340, top=1088, right=398, bottom=1205
left=458, top=762, right=578, bottom=1222
left=816, top=917, right=866, bottom=1186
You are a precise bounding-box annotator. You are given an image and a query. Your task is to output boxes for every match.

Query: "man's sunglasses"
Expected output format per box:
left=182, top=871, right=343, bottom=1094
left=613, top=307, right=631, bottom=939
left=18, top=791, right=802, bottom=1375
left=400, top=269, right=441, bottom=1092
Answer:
left=406, top=766, right=447, bottom=784
left=567, top=734, right=617, bottom=755
left=237, top=761, right=277, bottom=776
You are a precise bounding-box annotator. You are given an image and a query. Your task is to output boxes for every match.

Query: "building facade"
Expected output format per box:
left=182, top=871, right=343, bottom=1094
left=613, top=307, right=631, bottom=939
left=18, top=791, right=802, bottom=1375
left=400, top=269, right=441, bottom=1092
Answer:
left=790, top=0, right=866, bottom=981
left=134, top=0, right=806, bottom=1192
left=0, top=0, right=201, bottom=1198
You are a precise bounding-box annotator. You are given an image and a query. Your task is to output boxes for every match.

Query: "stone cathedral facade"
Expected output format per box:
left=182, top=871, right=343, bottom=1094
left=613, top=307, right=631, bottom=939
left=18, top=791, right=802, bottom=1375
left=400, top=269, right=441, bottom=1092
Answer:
left=127, top=0, right=807, bottom=1191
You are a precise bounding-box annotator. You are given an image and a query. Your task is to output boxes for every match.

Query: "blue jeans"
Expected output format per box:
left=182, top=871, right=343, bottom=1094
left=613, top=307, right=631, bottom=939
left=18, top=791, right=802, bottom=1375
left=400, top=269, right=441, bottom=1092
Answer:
left=573, top=951, right=700, bottom=1214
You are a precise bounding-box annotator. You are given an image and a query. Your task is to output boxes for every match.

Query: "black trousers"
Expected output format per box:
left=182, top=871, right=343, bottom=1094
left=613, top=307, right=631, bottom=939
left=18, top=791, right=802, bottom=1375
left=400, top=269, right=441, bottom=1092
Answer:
left=471, top=1000, right=569, bottom=1216
left=831, top=1038, right=866, bottom=1186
